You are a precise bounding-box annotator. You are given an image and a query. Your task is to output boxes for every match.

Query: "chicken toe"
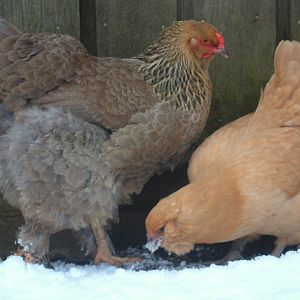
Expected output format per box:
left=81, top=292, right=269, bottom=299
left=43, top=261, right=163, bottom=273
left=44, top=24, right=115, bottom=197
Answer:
left=15, top=247, right=35, bottom=263
left=90, top=220, right=142, bottom=266
left=94, top=251, right=142, bottom=266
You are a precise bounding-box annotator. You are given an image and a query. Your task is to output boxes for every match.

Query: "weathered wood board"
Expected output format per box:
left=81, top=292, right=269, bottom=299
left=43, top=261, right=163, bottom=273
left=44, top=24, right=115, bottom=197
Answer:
left=0, top=0, right=80, bottom=38
left=95, top=0, right=177, bottom=57
left=291, top=0, right=300, bottom=41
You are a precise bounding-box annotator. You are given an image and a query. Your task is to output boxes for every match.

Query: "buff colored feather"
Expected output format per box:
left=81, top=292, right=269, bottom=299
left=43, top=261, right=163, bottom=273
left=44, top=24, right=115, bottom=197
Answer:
left=146, top=40, right=300, bottom=259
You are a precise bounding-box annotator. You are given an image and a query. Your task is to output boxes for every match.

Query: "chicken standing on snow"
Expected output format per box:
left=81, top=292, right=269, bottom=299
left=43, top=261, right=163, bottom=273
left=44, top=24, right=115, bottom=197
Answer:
left=0, top=17, right=227, bottom=265
left=146, top=40, right=300, bottom=262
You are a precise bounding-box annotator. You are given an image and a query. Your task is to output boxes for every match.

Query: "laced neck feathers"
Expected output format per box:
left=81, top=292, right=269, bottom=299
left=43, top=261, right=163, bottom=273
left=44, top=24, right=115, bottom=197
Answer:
left=136, top=21, right=212, bottom=111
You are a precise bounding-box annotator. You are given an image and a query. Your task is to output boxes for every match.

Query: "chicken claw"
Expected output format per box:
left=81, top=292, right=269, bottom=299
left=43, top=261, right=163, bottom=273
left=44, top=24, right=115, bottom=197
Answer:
left=90, top=220, right=142, bottom=266
left=15, top=247, right=35, bottom=263
left=94, top=252, right=142, bottom=266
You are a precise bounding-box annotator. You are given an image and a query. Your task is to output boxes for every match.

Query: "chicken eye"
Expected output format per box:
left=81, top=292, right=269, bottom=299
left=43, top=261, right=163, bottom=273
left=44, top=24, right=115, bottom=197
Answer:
left=203, top=39, right=209, bottom=44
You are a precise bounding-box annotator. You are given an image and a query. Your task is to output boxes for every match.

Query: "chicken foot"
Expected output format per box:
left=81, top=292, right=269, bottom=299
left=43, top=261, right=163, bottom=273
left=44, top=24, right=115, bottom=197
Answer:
left=15, top=247, right=35, bottom=263
left=90, top=220, right=142, bottom=266
left=14, top=222, right=51, bottom=264
left=202, top=239, right=248, bottom=266
left=203, top=236, right=288, bottom=265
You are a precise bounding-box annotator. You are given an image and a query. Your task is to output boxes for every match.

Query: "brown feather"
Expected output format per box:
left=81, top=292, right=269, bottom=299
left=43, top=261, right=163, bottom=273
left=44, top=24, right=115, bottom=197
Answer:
left=0, top=18, right=225, bottom=264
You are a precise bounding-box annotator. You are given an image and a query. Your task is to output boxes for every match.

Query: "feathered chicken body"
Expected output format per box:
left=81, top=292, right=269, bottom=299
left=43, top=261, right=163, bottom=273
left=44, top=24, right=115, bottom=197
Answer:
left=0, top=18, right=227, bottom=264
left=146, top=40, right=300, bottom=259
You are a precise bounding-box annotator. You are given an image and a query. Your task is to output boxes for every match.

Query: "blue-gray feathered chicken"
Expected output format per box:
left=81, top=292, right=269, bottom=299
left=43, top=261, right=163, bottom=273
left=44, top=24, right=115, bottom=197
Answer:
left=0, top=17, right=227, bottom=265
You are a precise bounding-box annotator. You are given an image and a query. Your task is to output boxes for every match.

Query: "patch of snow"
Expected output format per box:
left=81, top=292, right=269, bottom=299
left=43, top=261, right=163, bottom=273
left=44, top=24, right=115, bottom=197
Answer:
left=145, top=236, right=163, bottom=253
left=1, top=250, right=300, bottom=300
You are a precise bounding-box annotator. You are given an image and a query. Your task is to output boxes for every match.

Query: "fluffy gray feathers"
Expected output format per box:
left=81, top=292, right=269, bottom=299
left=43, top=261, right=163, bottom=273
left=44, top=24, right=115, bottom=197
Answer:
left=0, top=106, right=120, bottom=257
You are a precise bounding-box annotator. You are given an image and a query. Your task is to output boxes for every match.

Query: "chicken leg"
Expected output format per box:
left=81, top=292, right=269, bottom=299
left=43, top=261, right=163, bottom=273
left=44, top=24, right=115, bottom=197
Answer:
left=15, top=247, right=35, bottom=263
left=271, top=238, right=287, bottom=257
left=202, top=239, right=248, bottom=266
left=14, top=222, right=51, bottom=264
left=90, top=219, right=142, bottom=266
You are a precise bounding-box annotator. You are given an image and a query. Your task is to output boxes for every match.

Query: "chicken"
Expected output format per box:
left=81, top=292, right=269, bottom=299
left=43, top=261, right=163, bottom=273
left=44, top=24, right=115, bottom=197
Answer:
left=0, top=18, right=227, bottom=265
left=146, top=40, right=300, bottom=261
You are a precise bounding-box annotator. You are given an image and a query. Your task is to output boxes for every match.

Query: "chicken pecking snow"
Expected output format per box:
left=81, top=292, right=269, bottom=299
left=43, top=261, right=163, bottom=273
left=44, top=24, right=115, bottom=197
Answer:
left=146, top=40, right=300, bottom=261
left=0, top=17, right=227, bottom=265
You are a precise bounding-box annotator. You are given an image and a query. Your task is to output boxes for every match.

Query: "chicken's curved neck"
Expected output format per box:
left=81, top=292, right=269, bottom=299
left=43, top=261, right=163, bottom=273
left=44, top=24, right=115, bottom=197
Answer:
left=137, top=49, right=212, bottom=111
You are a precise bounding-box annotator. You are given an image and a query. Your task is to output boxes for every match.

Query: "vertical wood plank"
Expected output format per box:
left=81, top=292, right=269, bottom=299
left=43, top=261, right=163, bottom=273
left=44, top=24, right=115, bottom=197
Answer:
left=291, top=0, right=300, bottom=41
left=79, top=0, right=97, bottom=55
left=95, top=0, right=177, bottom=57
left=191, top=0, right=277, bottom=138
left=177, top=0, right=193, bottom=20
left=277, top=0, right=291, bottom=42
left=0, top=0, right=80, bottom=38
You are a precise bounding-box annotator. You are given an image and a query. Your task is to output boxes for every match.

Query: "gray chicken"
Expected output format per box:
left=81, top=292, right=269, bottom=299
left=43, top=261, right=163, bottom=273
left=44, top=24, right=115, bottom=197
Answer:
left=0, top=17, right=227, bottom=265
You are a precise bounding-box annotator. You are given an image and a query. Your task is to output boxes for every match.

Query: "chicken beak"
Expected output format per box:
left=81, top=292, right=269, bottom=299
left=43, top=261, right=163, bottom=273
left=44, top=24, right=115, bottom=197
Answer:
left=147, top=233, right=154, bottom=241
left=218, top=48, right=229, bottom=59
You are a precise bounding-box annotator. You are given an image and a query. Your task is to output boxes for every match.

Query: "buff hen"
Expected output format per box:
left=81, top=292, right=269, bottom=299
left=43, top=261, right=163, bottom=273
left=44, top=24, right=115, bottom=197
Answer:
left=146, top=40, right=300, bottom=262
left=0, top=17, right=227, bottom=265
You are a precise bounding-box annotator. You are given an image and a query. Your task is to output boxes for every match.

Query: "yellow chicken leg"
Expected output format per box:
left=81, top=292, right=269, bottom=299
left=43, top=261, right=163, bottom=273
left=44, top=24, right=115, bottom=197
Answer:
left=90, top=220, right=142, bottom=266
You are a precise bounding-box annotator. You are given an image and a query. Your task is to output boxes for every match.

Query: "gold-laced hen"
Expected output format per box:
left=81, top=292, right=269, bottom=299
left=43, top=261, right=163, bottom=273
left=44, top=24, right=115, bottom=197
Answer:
left=0, top=17, right=227, bottom=265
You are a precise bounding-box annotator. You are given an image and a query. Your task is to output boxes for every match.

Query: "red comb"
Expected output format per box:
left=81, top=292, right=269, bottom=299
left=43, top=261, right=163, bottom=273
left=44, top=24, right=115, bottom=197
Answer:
left=216, top=32, right=225, bottom=49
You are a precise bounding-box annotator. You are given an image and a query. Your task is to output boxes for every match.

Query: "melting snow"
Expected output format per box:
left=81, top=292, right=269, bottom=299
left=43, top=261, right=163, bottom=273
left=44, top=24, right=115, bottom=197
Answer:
left=145, top=236, right=164, bottom=253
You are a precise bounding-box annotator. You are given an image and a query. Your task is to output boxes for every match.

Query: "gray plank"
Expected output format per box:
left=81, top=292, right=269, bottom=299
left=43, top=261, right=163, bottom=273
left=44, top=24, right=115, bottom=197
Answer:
left=190, top=0, right=277, bottom=139
left=177, top=0, right=193, bottom=20
left=291, top=0, right=300, bottom=41
left=0, top=0, right=80, bottom=39
left=79, top=0, right=97, bottom=55
left=277, top=0, right=291, bottom=42
left=95, top=0, right=177, bottom=57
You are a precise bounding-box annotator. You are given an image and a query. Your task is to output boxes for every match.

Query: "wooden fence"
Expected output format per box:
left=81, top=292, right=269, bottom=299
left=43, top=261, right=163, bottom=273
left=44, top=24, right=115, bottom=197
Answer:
left=0, top=0, right=299, bottom=129
left=0, top=0, right=299, bottom=260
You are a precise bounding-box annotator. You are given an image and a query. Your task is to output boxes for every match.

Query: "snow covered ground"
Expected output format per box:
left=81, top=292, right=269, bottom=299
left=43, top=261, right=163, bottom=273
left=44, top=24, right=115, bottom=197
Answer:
left=1, top=250, right=300, bottom=300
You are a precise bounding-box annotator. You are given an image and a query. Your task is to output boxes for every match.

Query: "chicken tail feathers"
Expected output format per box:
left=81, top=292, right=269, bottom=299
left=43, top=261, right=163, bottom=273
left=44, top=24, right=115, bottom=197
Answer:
left=0, top=17, right=20, bottom=41
left=254, top=40, right=300, bottom=128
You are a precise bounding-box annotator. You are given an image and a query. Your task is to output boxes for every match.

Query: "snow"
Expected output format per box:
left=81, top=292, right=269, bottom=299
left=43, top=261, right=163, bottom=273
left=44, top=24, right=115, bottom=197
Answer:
left=1, top=250, right=300, bottom=300
left=145, top=236, right=163, bottom=253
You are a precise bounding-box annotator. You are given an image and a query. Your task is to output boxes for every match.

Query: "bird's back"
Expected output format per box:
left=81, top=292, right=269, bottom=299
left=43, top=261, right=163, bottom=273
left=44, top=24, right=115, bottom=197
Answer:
left=0, top=18, right=159, bottom=130
left=0, top=30, right=89, bottom=107
left=187, top=114, right=252, bottom=182
left=236, top=41, right=300, bottom=190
